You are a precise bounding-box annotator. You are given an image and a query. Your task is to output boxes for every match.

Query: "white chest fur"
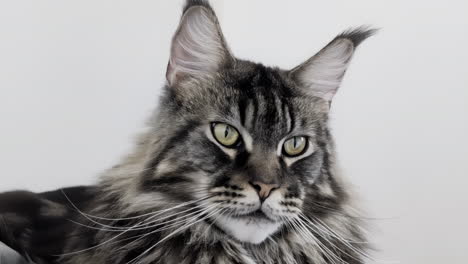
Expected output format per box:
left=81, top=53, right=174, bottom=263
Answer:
left=215, top=215, right=282, bottom=244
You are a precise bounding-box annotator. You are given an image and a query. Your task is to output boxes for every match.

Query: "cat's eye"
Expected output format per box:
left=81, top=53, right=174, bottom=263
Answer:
left=211, top=123, right=241, bottom=147
left=283, top=136, right=308, bottom=157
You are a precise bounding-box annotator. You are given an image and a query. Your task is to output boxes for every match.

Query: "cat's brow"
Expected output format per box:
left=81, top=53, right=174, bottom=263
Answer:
left=238, top=126, right=254, bottom=152
left=241, top=99, right=256, bottom=131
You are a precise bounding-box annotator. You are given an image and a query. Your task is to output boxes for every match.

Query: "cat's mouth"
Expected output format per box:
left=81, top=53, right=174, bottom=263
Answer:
left=231, top=209, right=276, bottom=222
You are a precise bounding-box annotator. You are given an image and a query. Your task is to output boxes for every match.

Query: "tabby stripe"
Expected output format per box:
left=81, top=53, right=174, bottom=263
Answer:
left=146, top=174, right=193, bottom=187
left=250, top=95, right=259, bottom=130
left=288, top=101, right=296, bottom=133
left=141, top=121, right=199, bottom=190
left=281, top=98, right=290, bottom=133
left=238, top=98, right=247, bottom=127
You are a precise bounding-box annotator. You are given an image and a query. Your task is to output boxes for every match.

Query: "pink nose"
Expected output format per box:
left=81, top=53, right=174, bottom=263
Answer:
left=249, top=181, right=279, bottom=201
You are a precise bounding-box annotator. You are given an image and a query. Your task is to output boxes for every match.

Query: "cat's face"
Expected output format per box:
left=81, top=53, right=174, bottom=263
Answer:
left=199, top=69, right=329, bottom=244
left=140, top=3, right=374, bottom=244
left=153, top=64, right=329, bottom=243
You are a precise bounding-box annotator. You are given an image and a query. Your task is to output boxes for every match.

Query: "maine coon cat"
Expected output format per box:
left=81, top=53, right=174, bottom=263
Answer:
left=0, top=0, right=376, bottom=263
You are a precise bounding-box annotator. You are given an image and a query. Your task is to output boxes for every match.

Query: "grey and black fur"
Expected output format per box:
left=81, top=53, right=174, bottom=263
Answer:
left=0, top=1, right=376, bottom=263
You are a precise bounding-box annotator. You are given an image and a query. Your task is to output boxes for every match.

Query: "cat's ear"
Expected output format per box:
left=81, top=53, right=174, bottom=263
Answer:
left=166, top=2, right=233, bottom=86
left=289, top=27, right=376, bottom=102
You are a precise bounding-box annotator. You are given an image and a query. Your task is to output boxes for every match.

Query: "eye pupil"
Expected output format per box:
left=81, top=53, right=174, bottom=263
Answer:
left=283, top=136, right=307, bottom=157
left=212, top=123, right=240, bottom=148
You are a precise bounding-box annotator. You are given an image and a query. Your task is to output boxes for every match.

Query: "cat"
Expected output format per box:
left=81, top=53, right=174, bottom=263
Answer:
left=0, top=0, right=376, bottom=263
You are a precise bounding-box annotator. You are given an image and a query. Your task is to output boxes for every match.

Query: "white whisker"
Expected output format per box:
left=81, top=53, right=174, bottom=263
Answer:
left=292, top=218, right=343, bottom=264
left=62, top=188, right=212, bottom=223
left=301, top=213, right=394, bottom=264
left=297, top=214, right=363, bottom=263
left=56, top=196, right=214, bottom=257
left=125, top=207, right=222, bottom=264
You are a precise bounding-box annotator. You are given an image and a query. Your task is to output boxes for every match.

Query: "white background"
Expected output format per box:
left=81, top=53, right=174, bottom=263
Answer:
left=1, top=0, right=467, bottom=263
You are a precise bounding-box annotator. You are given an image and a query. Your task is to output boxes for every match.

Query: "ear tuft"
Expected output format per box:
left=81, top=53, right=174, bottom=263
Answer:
left=183, top=0, right=212, bottom=13
left=335, top=26, right=378, bottom=47
left=290, top=26, right=377, bottom=102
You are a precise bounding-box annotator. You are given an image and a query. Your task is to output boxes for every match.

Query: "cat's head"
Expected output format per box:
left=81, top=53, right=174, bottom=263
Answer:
left=137, top=0, right=374, bottom=244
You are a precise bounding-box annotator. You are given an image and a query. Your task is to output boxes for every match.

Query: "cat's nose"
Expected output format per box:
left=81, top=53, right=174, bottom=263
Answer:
left=249, top=181, right=279, bottom=201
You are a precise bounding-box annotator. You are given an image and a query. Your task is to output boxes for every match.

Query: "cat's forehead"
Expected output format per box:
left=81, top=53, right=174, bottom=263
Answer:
left=226, top=61, right=294, bottom=96
left=212, top=63, right=324, bottom=143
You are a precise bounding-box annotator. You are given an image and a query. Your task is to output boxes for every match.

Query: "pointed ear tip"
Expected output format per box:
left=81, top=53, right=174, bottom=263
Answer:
left=336, top=26, right=379, bottom=47
left=176, top=5, right=217, bottom=35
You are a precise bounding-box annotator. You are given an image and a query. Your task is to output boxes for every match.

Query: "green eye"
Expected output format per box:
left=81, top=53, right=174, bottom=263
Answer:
left=283, top=136, right=307, bottom=157
left=212, top=123, right=240, bottom=147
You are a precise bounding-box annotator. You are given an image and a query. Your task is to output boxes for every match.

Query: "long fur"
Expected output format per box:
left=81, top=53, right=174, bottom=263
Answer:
left=0, top=1, right=375, bottom=263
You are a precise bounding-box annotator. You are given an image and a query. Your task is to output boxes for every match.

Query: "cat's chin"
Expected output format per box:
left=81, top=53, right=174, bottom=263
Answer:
left=215, top=214, right=283, bottom=244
